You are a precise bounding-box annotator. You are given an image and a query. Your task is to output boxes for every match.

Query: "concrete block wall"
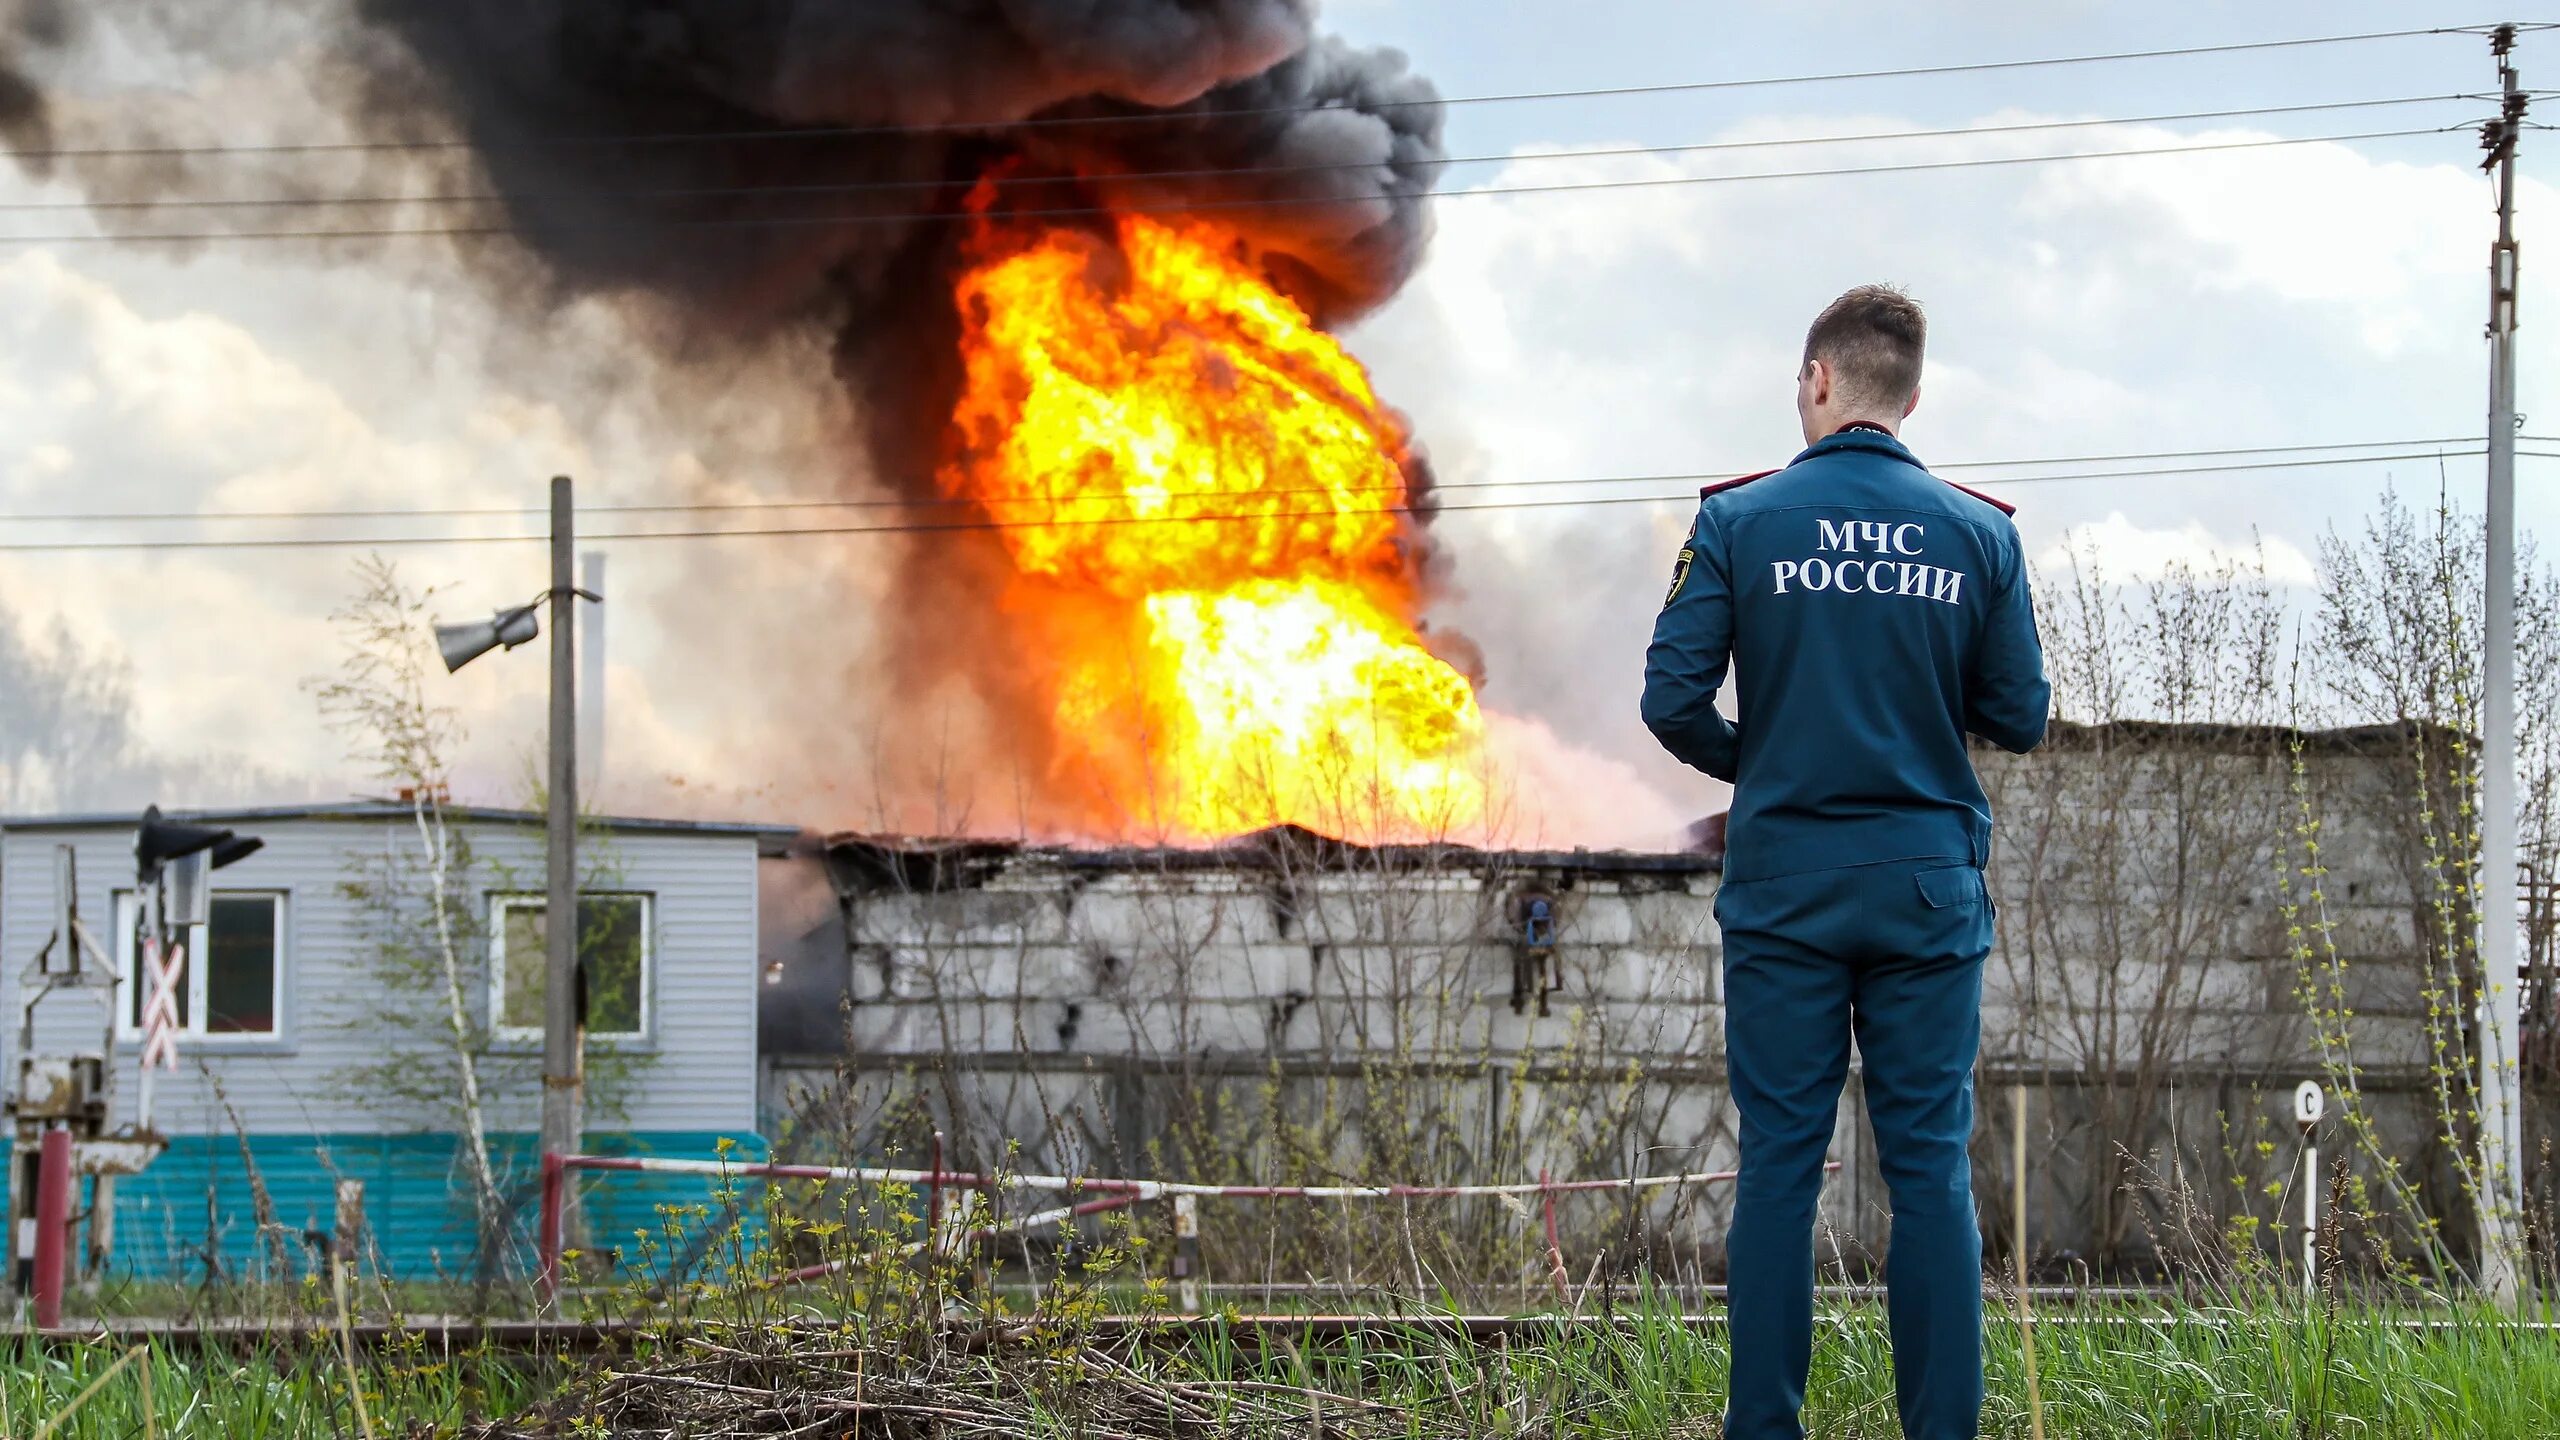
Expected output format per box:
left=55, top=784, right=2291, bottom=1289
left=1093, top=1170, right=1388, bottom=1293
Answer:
left=772, top=732, right=2474, bottom=1269
left=828, top=861, right=1724, bottom=1064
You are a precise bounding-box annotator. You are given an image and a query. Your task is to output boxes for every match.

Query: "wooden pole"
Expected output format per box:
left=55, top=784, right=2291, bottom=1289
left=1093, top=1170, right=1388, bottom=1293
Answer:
left=1540, top=1169, right=1568, bottom=1303
left=538, top=477, right=584, bottom=1240
left=334, top=1178, right=366, bottom=1266
left=1173, top=1193, right=1202, bottom=1314
left=2013, top=1089, right=2046, bottom=1440
left=927, top=1130, right=946, bottom=1249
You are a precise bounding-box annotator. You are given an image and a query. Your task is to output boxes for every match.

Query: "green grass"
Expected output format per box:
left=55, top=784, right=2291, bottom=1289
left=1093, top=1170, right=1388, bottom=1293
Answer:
left=1461, top=1296, right=2560, bottom=1438
left=0, top=1292, right=2550, bottom=1436
left=0, top=1336, right=551, bottom=1438
left=1134, top=1298, right=2558, bottom=1439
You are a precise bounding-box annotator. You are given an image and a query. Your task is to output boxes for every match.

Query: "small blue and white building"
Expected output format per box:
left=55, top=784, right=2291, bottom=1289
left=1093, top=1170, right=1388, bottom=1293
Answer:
left=0, top=802, right=796, bottom=1283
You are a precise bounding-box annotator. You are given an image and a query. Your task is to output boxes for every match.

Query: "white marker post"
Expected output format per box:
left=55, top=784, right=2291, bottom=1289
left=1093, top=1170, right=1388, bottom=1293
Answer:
left=2294, top=1081, right=2324, bottom=1293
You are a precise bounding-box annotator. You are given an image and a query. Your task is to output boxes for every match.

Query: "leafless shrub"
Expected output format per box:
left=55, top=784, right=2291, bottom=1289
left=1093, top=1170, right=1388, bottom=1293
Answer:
left=769, top=752, right=1729, bottom=1304
left=1977, top=537, right=2295, bottom=1273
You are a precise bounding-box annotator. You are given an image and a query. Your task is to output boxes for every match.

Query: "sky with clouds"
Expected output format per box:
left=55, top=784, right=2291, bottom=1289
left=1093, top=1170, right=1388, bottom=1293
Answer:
left=0, top=3, right=2546, bottom=846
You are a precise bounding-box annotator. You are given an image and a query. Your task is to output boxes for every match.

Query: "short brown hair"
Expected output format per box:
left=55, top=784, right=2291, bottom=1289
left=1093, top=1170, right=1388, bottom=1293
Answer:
left=1802, top=284, right=1926, bottom=408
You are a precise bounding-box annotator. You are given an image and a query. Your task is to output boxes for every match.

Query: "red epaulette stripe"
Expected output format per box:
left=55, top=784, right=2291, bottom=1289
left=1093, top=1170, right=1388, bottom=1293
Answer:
left=1939, top=478, right=2017, bottom=516
left=1698, top=468, right=1778, bottom=499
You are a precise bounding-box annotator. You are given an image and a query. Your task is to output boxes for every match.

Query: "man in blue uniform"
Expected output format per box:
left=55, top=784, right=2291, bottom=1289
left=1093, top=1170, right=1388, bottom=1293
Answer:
left=1641, top=286, right=2049, bottom=1440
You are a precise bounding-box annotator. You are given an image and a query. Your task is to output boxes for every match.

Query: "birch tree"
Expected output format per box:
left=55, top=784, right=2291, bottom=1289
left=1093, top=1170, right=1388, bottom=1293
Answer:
left=308, top=555, right=513, bottom=1273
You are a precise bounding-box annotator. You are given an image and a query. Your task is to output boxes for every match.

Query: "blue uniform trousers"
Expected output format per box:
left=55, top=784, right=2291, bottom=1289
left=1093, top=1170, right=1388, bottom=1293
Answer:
left=1716, top=857, right=1991, bottom=1440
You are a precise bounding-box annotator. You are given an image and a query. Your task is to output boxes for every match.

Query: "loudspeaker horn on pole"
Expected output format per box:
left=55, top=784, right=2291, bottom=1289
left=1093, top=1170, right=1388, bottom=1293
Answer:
left=435, top=603, right=541, bottom=674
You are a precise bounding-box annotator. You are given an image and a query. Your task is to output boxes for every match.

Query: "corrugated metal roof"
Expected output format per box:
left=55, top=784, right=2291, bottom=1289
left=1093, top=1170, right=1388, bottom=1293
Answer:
left=1, top=799, right=800, bottom=840
left=820, top=822, right=1720, bottom=895
left=1991, top=718, right=2454, bottom=754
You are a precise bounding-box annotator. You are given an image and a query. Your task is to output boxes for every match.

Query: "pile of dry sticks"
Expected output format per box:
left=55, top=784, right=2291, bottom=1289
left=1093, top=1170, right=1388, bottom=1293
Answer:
left=465, top=1318, right=1474, bottom=1439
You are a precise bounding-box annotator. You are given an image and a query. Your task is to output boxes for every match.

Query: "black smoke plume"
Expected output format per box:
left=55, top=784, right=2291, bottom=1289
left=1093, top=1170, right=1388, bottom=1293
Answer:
left=3, top=2, right=1441, bottom=462
left=0, top=0, right=68, bottom=165
left=347, top=1, right=1441, bottom=481
left=3, top=2, right=1453, bottom=831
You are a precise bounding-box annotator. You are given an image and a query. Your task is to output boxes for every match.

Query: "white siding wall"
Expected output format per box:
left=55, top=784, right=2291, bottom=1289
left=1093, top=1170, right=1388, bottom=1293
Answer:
left=0, top=816, right=761, bottom=1137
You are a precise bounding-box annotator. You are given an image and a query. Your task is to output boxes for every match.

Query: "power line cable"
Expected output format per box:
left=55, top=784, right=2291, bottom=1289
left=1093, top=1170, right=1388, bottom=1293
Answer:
left=0, top=126, right=2467, bottom=245
left=1947, top=436, right=2486, bottom=468
left=0, top=23, right=2511, bottom=161
left=0, top=94, right=2479, bottom=214
left=0, top=438, right=2486, bottom=525
left=0, top=449, right=2495, bottom=555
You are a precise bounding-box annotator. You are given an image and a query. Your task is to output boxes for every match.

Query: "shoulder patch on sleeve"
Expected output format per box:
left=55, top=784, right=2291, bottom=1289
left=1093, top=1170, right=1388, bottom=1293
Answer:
left=1939, top=478, right=2017, bottom=516
left=1662, top=546, right=1695, bottom=608
left=1698, top=467, right=1779, bottom=500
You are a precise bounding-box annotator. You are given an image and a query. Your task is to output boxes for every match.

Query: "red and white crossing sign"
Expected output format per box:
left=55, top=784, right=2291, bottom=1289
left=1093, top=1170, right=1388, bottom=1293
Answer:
left=138, top=934, right=184, bottom=1072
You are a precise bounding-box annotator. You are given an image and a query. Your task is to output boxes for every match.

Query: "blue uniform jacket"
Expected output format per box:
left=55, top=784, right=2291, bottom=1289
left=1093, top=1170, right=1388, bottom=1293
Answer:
left=1642, top=425, right=2051, bottom=883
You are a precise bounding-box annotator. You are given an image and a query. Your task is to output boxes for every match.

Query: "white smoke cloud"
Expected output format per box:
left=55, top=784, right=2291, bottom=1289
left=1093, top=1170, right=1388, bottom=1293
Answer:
left=1479, top=709, right=1692, bottom=851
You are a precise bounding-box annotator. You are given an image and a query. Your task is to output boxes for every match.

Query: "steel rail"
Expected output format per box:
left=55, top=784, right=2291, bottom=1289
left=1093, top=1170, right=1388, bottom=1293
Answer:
left=14, top=1305, right=2554, bottom=1351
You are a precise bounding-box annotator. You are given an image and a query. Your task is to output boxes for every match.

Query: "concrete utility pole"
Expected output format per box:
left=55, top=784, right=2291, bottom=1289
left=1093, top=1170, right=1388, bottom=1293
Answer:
left=433, top=481, right=599, bottom=1248
left=580, top=550, right=606, bottom=797
left=541, top=476, right=584, bottom=1205
left=2477, top=24, right=2528, bottom=1305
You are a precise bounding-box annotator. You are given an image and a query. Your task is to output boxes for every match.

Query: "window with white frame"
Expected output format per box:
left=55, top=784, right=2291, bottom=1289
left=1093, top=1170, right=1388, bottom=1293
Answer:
left=112, top=891, right=286, bottom=1039
left=488, top=893, right=651, bottom=1041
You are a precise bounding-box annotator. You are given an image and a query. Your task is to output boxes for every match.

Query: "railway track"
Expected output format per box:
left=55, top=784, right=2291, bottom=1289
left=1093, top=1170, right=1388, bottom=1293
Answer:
left=13, top=1301, right=2552, bottom=1351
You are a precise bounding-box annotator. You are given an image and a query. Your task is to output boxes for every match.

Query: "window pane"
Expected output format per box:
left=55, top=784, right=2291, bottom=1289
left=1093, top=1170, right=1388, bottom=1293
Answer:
left=123, top=896, right=145, bottom=1033
left=205, top=897, right=278, bottom=1035
left=580, top=897, right=645, bottom=1036
left=501, top=905, right=547, bottom=1032
left=499, top=897, right=646, bottom=1038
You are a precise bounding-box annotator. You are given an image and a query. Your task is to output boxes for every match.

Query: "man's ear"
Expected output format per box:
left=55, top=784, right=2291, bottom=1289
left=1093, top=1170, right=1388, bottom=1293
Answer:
left=1902, top=384, right=1921, bottom=421
left=1806, top=358, right=1831, bottom=406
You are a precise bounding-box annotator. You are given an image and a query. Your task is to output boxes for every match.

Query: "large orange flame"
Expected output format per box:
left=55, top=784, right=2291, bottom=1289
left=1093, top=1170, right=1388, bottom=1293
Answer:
left=941, top=208, right=1485, bottom=841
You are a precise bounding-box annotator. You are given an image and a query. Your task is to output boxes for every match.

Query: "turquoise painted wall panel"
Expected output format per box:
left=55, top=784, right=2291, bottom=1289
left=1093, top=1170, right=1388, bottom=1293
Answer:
left=87, top=1131, right=768, bottom=1283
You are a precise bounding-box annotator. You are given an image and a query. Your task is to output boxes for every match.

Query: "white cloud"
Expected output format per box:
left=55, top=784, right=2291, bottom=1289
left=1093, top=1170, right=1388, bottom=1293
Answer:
left=0, top=251, right=657, bottom=805
left=2022, top=132, right=2481, bottom=355
left=2033, top=512, right=2317, bottom=587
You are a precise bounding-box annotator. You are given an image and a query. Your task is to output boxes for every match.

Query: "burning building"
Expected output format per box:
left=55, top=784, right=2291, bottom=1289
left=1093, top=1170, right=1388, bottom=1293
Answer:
left=756, top=726, right=2476, bottom=1275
